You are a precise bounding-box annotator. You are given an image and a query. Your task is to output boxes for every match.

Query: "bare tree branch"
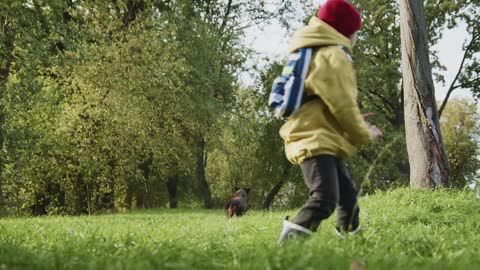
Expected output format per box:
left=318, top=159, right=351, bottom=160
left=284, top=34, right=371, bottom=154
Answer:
left=231, top=0, right=288, bottom=32
left=219, top=0, right=233, bottom=34
left=438, top=32, right=478, bottom=117
left=359, top=87, right=398, bottom=114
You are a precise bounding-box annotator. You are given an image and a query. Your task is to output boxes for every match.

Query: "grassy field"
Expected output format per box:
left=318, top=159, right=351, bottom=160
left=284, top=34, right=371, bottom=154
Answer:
left=0, top=188, right=479, bottom=270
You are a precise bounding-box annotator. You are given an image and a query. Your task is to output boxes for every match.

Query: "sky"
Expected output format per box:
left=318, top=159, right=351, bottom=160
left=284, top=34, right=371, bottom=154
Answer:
left=243, top=1, right=475, bottom=105
left=432, top=23, right=472, bottom=101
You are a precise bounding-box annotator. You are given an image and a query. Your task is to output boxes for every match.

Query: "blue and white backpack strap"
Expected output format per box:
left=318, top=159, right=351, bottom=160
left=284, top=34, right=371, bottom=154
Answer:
left=274, top=52, right=303, bottom=117
left=268, top=76, right=286, bottom=107
left=268, top=47, right=313, bottom=118
left=338, top=45, right=354, bottom=62
left=283, top=48, right=312, bottom=117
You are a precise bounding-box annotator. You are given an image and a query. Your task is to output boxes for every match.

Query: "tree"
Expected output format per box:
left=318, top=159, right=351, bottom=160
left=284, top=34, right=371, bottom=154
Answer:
left=0, top=0, right=17, bottom=208
left=353, top=0, right=403, bottom=128
left=0, top=0, right=244, bottom=214
left=0, top=0, right=299, bottom=214
left=440, top=99, right=480, bottom=188
left=399, top=0, right=449, bottom=188
left=426, top=0, right=480, bottom=116
left=177, top=0, right=304, bottom=208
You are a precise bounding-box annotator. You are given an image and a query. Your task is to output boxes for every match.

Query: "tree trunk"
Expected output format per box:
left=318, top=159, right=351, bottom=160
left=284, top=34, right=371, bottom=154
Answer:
left=0, top=111, right=4, bottom=206
left=106, top=159, right=116, bottom=210
left=121, top=0, right=145, bottom=28
left=75, top=173, right=89, bottom=214
left=0, top=16, right=15, bottom=208
left=262, top=164, right=291, bottom=210
left=144, top=178, right=152, bottom=209
left=140, top=155, right=153, bottom=208
left=399, top=0, right=449, bottom=188
left=262, top=179, right=285, bottom=210
left=197, top=136, right=214, bottom=208
left=167, top=175, right=178, bottom=209
left=32, top=192, right=49, bottom=216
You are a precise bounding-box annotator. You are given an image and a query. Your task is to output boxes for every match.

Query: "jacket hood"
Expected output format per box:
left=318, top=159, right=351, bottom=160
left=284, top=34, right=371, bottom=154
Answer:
left=288, top=17, right=352, bottom=53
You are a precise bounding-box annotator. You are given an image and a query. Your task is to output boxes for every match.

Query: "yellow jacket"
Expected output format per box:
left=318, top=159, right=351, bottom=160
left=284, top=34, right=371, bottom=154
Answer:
left=280, top=17, right=371, bottom=164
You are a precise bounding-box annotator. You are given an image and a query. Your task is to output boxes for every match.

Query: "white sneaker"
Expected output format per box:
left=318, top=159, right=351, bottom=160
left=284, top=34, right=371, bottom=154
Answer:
left=335, top=225, right=361, bottom=237
left=278, top=218, right=314, bottom=245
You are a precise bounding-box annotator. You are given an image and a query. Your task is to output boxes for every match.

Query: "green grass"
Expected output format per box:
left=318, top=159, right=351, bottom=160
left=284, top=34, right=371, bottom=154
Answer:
left=1, top=188, right=479, bottom=270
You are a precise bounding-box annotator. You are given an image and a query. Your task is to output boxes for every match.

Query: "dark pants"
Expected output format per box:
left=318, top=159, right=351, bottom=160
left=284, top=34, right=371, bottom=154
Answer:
left=293, top=155, right=360, bottom=232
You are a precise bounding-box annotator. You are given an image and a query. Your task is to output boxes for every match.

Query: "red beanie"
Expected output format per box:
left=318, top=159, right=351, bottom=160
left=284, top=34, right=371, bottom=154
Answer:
left=317, top=0, right=362, bottom=38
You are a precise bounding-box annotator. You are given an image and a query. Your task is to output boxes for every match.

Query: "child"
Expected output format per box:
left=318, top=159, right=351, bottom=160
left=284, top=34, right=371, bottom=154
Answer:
left=278, top=0, right=383, bottom=244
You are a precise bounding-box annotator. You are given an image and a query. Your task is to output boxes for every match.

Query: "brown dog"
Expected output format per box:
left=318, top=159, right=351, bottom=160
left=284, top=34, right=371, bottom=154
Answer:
left=223, top=187, right=250, bottom=218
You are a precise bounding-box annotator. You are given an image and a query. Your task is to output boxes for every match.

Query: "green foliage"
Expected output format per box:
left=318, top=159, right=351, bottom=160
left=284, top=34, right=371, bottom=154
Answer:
left=0, top=0, right=246, bottom=214
left=441, top=99, right=480, bottom=187
left=0, top=0, right=311, bottom=215
left=0, top=189, right=479, bottom=269
left=353, top=0, right=403, bottom=128
left=353, top=131, right=409, bottom=194
left=207, top=62, right=306, bottom=209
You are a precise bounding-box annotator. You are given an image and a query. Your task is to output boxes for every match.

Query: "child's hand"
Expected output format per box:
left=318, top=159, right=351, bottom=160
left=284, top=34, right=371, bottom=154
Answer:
left=368, top=125, right=383, bottom=141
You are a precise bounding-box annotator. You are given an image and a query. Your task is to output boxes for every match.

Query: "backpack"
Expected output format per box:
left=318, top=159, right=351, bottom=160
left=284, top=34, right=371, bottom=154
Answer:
left=268, top=46, right=352, bottom=118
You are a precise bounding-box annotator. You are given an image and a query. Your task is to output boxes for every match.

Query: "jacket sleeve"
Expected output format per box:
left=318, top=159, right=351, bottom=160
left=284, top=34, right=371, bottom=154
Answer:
left=308, top=49, right=371, bottom=145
